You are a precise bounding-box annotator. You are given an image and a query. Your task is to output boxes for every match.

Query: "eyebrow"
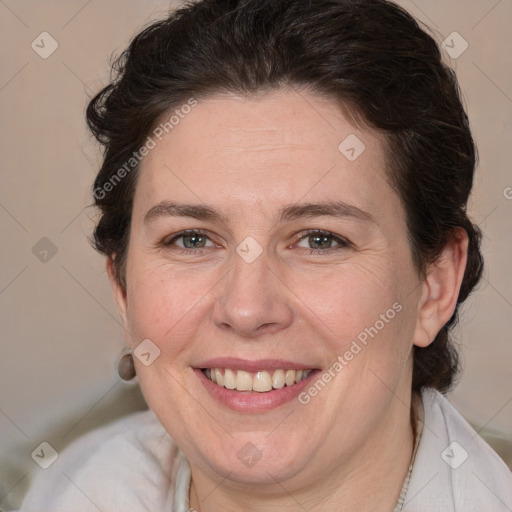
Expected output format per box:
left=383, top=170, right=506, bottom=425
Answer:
left=143, top=200, right=375, bottom=225
left=144, top=201, right=225, bottom=224
left=278, top=201, right=375, bottom=224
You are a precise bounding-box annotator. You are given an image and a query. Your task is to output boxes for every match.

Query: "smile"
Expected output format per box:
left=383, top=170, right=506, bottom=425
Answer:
left=202, top=368, right=313, bottom=392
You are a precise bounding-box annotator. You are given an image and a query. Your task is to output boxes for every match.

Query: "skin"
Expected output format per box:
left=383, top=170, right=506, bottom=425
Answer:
left=108, top=87, right=468, bottom=511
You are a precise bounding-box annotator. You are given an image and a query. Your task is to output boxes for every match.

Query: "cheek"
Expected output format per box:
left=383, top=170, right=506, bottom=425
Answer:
left=290, top=261, right=402, bottom=350
left=124, top=260, right=216, bottom=350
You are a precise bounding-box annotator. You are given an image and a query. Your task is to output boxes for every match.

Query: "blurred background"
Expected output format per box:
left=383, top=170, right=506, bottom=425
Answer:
left=0, top=0, right=511, bottom=509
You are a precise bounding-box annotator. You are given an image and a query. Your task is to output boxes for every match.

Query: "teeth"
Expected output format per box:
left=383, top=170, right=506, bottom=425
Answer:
left=253, top=371, right=272, bottom=392
left=285, top=370, right=296, bottom=386
left=203, top=368, right=313, bottom=392
left=272, top=369, right=285, bottom=389
left=214, top=368, right=224, bottom=386
left=224, top=369, right=236, bottom=390
left=235, top=370, right=253, bottom=391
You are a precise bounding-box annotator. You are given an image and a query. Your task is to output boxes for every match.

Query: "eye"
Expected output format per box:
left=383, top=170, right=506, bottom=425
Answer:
left=295, top=230, right=350, bottom=253
left=163, top=230, right=215, bottom=250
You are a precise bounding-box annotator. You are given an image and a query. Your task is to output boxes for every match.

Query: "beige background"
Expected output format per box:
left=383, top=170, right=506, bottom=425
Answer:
left=0, top=0, right=511, bottom=509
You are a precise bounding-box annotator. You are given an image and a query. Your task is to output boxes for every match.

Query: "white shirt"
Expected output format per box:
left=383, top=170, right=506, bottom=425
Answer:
left=12, top=388, right=512, bottom=511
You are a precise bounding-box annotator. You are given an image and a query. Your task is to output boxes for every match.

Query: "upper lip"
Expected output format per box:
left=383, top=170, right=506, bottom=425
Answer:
left=196, top=357, right=317, bottom=372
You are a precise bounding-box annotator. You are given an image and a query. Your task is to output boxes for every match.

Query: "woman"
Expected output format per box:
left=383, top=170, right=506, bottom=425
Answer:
left=15, top=0, right=512, bottom=510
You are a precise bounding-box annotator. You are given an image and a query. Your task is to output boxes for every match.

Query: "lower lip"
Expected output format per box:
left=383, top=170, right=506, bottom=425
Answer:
left=195, top=369, right=320, bottom=412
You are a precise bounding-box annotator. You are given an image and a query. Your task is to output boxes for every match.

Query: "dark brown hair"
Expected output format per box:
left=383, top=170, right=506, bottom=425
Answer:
left=86, top=0, right=483, bottom=393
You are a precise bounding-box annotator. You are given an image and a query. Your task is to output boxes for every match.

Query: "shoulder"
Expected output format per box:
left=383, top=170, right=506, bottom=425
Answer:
left=404, top=387, right=512, bottom=512
left=15, top=410, right=181, bottom=512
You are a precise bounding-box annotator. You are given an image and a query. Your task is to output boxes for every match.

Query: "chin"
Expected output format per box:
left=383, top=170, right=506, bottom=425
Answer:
left=197, top=436, right=311, bottom=486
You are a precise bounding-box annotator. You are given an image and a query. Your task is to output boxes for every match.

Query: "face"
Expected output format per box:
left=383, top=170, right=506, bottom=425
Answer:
left=111, top=88, right=427, bottom=490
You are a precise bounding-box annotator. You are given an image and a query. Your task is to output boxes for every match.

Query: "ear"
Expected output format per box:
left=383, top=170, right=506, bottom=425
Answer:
left=106, top=257, right=128, bottom=326
left=413, top=228, right=469, bottom=348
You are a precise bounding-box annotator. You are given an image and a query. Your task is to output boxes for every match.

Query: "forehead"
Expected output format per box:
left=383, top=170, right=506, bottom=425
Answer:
left=133, top=89, right=400, bottom=226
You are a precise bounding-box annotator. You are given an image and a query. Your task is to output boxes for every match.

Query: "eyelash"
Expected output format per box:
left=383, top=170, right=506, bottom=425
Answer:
left=162, top=230, right=216, bottom=253
left=295, top=229, right=351, bottom=254
left=162, top=229, right=351, bottom=255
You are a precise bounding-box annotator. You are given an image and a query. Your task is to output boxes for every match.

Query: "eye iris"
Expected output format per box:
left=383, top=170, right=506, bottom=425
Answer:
left=309, top=234, right=332, bottom=249
left=183, top=233, right=206, bottom=248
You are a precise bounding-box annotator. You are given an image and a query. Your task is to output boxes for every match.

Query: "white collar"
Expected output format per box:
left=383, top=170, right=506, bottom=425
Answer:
left=167, top=452, right=191, bottom=512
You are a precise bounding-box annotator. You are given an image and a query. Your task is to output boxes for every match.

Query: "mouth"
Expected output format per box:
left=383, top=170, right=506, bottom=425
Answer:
left=195, top=359, right=321, bottom=412
left=201, top=368, right=313, bottom=393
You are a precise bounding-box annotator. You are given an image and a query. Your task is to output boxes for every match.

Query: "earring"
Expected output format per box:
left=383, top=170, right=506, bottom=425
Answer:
left=118, top=351, right=136, bottom=381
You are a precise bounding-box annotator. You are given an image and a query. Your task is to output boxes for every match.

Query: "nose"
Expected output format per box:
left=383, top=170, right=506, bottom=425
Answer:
left=212, top=252, right=294, bottom=338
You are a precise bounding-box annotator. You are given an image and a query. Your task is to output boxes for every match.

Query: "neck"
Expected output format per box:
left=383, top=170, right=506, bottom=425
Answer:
left=188, top=392, right=417, bottom=512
